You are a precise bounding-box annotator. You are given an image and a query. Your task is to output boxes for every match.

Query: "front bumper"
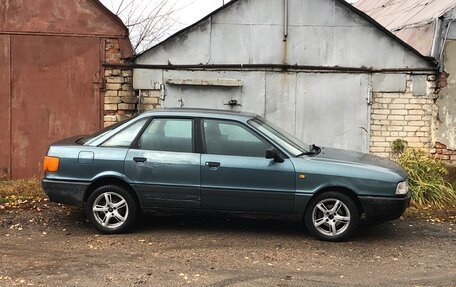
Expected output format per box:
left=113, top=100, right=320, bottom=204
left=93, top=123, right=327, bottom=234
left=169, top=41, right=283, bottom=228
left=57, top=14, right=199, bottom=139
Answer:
left=42, top=179, right=89, bottom=207
left=359, top=194, right=411, bottom=224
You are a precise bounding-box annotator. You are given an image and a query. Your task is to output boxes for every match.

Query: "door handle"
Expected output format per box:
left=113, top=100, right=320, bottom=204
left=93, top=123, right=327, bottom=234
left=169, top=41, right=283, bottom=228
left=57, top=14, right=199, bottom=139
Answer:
left=133, top=157, right=147, bottom=163
left=205, top=162, right=221, bottom=169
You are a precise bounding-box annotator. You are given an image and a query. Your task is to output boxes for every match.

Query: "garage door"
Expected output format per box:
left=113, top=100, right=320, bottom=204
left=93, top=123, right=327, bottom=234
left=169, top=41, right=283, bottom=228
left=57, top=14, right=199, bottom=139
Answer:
left=161, top=70, right=370, bottom=153
left=9, top=35, right=102, bottom=178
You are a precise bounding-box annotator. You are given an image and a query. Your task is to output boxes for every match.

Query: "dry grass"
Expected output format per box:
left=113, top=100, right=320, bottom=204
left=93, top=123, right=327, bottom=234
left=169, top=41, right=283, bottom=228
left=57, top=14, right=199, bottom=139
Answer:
left=404, top=206, right=456, bottom=223
left=0, top=179, right=45, bottom=203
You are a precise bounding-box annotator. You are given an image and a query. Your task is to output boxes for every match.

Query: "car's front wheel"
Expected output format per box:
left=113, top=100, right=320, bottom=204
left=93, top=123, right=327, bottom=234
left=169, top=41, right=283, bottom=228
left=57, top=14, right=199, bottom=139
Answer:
left=305, top=191, right=359, bottom=242
left=86, top=185, right=137, bottom=234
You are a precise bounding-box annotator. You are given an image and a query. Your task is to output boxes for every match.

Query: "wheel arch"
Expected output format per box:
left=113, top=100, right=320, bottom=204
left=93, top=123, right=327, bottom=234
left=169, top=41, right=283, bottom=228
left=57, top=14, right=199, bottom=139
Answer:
left=306, top=186, right=364, bottom=215
left=84, top=176, right=142, bottom=208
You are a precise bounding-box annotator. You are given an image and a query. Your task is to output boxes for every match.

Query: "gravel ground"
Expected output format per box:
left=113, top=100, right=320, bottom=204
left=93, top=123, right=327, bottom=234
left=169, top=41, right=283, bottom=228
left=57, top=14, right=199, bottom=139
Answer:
left=0, top=201, right=455, bottom=287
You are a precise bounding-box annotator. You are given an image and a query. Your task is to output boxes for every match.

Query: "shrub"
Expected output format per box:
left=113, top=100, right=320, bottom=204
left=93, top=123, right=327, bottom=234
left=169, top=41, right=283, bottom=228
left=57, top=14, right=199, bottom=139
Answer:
left=397, top=148, right=456, bottom=208
left=391, top=139, right=408, bottom=154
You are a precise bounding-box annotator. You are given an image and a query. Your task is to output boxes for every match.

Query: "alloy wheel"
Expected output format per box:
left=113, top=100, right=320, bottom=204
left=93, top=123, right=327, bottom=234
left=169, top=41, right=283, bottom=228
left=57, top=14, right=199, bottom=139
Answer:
left=92, top=192, right=129, bottom=229
left=312, top=198, right=351, bottom=237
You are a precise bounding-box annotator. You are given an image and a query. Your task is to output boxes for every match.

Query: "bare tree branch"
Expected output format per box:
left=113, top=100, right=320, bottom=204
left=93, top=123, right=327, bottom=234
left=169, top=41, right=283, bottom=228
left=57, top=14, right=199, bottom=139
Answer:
left=100, top=0, right=183, bottom=54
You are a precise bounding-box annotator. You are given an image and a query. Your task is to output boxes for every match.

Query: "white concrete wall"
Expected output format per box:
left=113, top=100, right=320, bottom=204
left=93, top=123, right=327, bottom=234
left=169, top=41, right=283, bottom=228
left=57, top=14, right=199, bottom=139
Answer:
left=136, top=0, right=432, bottom=70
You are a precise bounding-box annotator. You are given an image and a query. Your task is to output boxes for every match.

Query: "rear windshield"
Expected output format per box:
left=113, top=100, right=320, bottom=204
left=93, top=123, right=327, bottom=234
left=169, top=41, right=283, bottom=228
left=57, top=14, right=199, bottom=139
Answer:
left=76, top=115, right=138, bottom=145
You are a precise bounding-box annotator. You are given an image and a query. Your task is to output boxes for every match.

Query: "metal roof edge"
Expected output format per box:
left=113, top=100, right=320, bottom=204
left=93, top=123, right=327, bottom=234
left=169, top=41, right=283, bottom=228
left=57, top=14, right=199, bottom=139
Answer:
left=134, top=0, right=438, bottom=69
left=90, top=0, right=130, bottom=37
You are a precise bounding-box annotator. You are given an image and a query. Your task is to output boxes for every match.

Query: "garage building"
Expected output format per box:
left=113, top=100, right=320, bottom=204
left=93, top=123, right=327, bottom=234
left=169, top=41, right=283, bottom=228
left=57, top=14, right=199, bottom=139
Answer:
left=0, top=0, right=133, bottom=179
left=126, top=0, right=438, bottom=157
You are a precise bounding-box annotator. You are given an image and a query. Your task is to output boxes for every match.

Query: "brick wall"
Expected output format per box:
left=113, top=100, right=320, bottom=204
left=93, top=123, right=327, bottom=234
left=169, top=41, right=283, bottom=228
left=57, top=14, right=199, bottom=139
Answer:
left=430, top=71, right=456, bottom=165
left=102, top=39, right=162, bottom=127
left=103, top=39, right=136, bottom=127
left=430, top=142, right=456, bottom=165
left=370, top=75, right=438, bottom=158
left=139, top=90, right=161, bottom=112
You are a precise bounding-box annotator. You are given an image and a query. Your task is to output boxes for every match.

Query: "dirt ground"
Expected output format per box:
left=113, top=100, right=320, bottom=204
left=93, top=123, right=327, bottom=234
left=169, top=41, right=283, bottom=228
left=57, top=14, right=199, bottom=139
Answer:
left=0, top=201, right=455, bottom=287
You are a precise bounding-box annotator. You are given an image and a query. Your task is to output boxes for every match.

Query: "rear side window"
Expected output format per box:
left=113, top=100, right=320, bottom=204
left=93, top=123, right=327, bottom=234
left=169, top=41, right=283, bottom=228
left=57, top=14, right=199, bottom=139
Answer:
left=102, top=119, right=148, bottom=147
left=138, top=119, right=193, bottom=153
left=77, top=115, right=138, bottom=145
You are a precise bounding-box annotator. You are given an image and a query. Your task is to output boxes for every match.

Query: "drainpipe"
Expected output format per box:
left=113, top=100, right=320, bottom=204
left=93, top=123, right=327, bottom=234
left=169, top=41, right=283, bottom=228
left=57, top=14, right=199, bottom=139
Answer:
left=431, top=18, right=442, bottom=60
left=283, top=0, right=289, bottom=41
left=439, top=18, right=456, bottom=71
left=138, top=89, right=142, bottom=114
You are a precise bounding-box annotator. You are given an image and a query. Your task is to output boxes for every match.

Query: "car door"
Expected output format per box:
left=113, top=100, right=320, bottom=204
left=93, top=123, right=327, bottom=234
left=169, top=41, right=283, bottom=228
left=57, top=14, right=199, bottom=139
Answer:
left=200, top=119, right=296, bottom=213
left=124, top=118, right=201, bottom=209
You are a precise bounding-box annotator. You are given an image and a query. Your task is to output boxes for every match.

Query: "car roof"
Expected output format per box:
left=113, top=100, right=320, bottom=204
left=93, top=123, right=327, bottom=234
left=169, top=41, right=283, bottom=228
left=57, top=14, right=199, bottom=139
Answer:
left=141, top=108, right=258, bottom=120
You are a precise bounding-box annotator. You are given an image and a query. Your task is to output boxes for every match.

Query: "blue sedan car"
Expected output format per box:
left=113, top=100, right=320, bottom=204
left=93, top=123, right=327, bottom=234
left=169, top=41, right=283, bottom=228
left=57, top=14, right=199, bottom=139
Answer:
left=42, top=109, right=410, bottom=241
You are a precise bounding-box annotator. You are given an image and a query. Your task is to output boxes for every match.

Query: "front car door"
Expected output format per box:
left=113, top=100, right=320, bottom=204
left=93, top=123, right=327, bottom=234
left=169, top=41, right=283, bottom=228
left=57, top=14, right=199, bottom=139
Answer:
left=124, top=118, right=200, bottom=209
left=200, top=119, right=296, bottom=213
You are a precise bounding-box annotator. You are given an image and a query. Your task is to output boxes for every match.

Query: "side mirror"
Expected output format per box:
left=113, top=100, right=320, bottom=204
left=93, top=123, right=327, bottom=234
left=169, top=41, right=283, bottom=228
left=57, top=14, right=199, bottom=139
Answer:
left=265, top=149, right=285, bottom=163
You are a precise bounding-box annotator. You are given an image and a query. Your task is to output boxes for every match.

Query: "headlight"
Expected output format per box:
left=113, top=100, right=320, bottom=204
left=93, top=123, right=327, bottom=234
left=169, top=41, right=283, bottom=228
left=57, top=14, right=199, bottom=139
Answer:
left=396, top=181, right=409, bottom=195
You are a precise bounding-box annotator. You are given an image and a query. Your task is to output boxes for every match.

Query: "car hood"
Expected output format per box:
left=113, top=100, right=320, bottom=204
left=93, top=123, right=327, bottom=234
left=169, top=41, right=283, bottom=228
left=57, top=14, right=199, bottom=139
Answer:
left=308, top=147, right=407, bottom=179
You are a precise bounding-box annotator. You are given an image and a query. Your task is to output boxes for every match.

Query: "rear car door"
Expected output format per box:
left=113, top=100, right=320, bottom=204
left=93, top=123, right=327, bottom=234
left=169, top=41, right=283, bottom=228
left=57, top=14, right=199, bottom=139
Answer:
left=124, top=118, right=200, bottom=209
left=200, top=119, right=296, bottom=213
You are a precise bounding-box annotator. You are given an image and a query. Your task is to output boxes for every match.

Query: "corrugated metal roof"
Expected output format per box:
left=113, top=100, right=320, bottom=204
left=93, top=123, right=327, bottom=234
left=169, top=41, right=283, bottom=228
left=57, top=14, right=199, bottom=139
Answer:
left=355, top=0, right=456, bottom=31
left=394, top=24, right=435, bottom=56
left=355, top=0, right=456, bottom=56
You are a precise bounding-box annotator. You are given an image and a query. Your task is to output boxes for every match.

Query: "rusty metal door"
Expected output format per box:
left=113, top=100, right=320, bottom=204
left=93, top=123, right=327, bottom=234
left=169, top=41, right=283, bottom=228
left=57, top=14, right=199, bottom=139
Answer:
left=0, top=35, right=11, bottom=179
left=10, top=35, right=101, bottom=178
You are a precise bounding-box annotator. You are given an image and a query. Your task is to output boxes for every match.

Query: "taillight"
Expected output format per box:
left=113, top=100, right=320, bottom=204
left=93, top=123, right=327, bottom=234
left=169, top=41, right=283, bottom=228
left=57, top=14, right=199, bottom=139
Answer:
left=43, top=156, right=60, bottom=173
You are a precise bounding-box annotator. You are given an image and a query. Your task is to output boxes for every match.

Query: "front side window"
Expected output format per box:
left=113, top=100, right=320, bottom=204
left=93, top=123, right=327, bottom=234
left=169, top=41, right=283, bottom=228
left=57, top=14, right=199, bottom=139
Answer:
left=138, top=119, right=193, bottom=153
left=249, top=117, right=310, bottom=156
left=102, top=119, right=148, bottom=147
left=203, top=120, right=272, bottom=157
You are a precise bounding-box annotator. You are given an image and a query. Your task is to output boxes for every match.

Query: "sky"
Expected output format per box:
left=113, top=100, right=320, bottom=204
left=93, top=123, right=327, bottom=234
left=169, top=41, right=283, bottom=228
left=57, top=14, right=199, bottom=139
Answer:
left=176, top=0, right=231, bottom=26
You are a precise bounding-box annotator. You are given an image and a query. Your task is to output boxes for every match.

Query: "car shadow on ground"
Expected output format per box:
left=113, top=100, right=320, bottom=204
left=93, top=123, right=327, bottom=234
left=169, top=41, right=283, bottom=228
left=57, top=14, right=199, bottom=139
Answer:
left=135, top=213, right=408, bottom=242
left=65, top=207, right=414, bottom=242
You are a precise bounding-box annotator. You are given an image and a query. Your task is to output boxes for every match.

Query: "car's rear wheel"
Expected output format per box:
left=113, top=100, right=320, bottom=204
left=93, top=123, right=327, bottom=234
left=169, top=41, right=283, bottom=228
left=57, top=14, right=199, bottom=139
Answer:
left=86, top=185, right=137, bottom=234
left=305, top=191, right=359, bottom=242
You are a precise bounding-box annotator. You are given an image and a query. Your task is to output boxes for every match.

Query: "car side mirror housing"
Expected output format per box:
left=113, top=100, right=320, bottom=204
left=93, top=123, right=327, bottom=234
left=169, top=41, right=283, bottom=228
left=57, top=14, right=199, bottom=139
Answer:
left=265, top=149, right=285, bottom=163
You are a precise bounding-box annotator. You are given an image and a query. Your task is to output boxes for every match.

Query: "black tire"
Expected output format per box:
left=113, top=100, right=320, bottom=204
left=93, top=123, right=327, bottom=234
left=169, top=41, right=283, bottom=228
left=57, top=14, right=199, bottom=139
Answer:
left=304, top=191, right=359, bottom=242
left=86, top=185, right=137, bottom=234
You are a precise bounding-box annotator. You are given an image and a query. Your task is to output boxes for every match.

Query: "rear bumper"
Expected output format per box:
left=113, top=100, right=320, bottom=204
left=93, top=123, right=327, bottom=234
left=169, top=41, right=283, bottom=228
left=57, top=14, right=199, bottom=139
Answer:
left=42, top=179, right=89, bottom=207
left=359, top=194, right=411, bottom=224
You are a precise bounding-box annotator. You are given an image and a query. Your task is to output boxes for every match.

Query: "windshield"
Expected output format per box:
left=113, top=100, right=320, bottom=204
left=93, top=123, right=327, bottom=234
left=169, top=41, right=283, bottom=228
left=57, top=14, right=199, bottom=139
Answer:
left=77, top=115, right=138, bottom=145
left=249, top=116, right=310, bottom=156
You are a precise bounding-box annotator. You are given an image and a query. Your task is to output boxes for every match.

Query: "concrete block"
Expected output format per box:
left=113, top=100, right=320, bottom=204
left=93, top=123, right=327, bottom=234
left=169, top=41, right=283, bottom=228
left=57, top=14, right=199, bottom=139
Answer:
left=122, top=70, right=133, bottom=77
left=391, top=110, right=408, bottom=115
left=121, top=97, right=139, bottom=104
left=122, top=84, right=133, bottom=91
left=372, top=74, right=407, bottom=92
left=105, top=97, right=121, bottom=104
left=104, top=104, right=117, bottom=111
left=104, top=115, right=117, bottom=122
left=106, top=83, right=122, bottom=90
left=118, top=103, right=136, bottom=110
left=411, top=75, right=427, bottom=96
left=142, top=97, right=159, bottom=104
left=119, top=91, right=134, bottom=97
left=107, top=76, right=124, bottom=84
